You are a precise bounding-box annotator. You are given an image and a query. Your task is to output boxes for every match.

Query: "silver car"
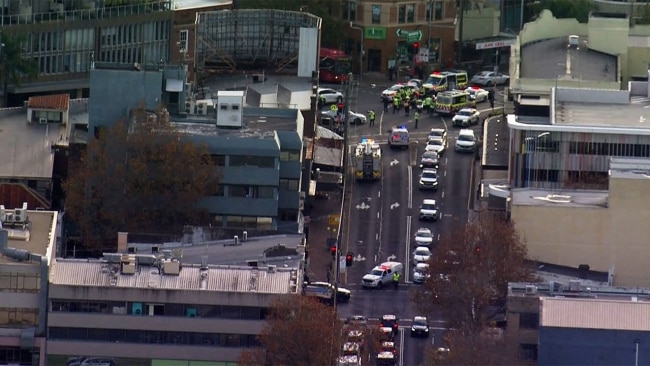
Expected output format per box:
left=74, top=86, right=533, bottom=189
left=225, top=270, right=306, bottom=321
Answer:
left=471, top=71, right=509, bottom=86
left=320, top=110, right=367, bottom=125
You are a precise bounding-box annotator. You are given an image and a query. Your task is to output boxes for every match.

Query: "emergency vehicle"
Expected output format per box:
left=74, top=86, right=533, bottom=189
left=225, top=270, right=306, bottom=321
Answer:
left=387, top=125, right=410, bottom=149
left=434, top=90, right=475, bottom=116
left=422, top=70, right=469, bottom=95
left=354, top=138, right=382, bottom=181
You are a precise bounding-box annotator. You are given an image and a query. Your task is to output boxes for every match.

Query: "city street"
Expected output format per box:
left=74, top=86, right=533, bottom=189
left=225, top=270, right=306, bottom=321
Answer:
left=330, top=79, right=497, bottom=365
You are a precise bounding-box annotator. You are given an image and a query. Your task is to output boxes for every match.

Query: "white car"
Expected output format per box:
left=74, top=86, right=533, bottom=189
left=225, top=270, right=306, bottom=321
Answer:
left=470, top=71, right=509, bottom=86
left=419, top=199, right=439, bottom=221
left=320, top=110, right=367, bottom=125
left=414, top=228, right=433, bottom=247
left=361, top=261, right=404, bottom=288
left=425, top=137, right=446, bottom=155
left=318, top=87, right=343, bottom=104
left=413, top=263, right=430, bottom=284
left=465, top=87, right=489, bottom=103
left=427, top=128, right=447, bottom=143
left=418, top=168, right=439, bottom=191
left=381, top=84, right=418, bottom=101
left=413, top=247, right=432, bottom=264
left=455, top=129, right=477, bottom=153
left=452, top=108, right=480, bottom=127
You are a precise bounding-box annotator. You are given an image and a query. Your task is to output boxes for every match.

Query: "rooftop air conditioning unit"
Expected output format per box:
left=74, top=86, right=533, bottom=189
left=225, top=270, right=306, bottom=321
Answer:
left=525, top=285, right=537, bottom=295
left=185, top=101, right=195, bottom=115
left=196, top=102, right=207, bottom=115
left=13, top=209, right=27, bottom=223
left=39, top=117, right=47, bottom=125
left=569, top=280, right=581, bottom=292
left=121, top=261, right=136, bottom=275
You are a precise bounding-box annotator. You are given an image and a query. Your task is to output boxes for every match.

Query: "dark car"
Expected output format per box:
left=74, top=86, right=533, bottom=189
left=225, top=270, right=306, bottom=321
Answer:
left=410, top=316, right=430, bottom=337
left=419, top=151, right=439, bottom=169
left=381, top=314, right=399, bottom=336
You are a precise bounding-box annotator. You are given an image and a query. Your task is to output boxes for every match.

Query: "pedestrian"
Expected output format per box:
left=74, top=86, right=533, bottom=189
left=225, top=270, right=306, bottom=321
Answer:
left=383, top=98, right=389, bottom=112
left=368, top=110, right=376, bottom=127
left=318, top=95, right=326, bottom=110
left=393, top=95, right=400, bottom=114
left=326, top=269, right=331, bottom=283
left=388, top=66, right=394, bottom=82
left=404, top=100, right=410, bottom=117
left=414, top=111, right=420, bottom=129
left=392, top=271, right=400, bottom=290
left=424, top=95, right=433, bottom=115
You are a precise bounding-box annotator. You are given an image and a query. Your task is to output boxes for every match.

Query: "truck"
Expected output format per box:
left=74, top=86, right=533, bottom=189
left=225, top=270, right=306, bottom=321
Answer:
left=387, top=125, right=410, bottom=150
left=303, top=282, right=351, bottom=304
left=354, top=138, right=382, bottom=181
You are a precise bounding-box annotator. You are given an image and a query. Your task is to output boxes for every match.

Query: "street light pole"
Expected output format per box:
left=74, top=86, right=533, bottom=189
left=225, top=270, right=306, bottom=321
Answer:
left=349, top=22, right=364, bottom=82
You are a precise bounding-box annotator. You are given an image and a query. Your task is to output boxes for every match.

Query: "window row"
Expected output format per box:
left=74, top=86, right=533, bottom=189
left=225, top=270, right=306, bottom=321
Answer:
left=209, top=154, right=293, bottom=167
left=51, top=300, right=268, bottom=320
left=280, top=150, right=301, bottom=162
left=568, top=142, right=650, bottom=157
left=214, top=185, right=275, bottom=199
left=345, top=2, right=443, bottom=24
left=0, top=308, right=39, bottom=327
left=48, top=327, right=260, bottom=348
left=0, top=273, right=40, bottom=292
left=213, top=216, right=274, bottom=230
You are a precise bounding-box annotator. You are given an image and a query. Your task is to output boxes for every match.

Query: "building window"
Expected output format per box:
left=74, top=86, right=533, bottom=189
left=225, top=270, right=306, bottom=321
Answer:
left=398, top=5, right=406, bottom=23
left=280, top=151, right=301, bottom=161
left=0, top=273, right=40, bottom=292
left=0, top=308, right=38, bottom=326
left=279, top=179, right=299, bottom=190
left=214, top=185, right=225, bottom=196
left=518, top=312, right=539, bottom=329
left=434, top=1, right=443, bottom=20
left=209, top=154, right=225, bottom=166
left=426, top=2, right=433, bottom=21
left=520, top=344, right=538, bottom=360
left=372, top=5, right=381, bottom=24
left=229, top=155, right=275, bottom=168
left=178, top=29, right=188, bottom=53
left=406, top=4, right=415, bottom=22
left=342, top=1, right=356, bottom=21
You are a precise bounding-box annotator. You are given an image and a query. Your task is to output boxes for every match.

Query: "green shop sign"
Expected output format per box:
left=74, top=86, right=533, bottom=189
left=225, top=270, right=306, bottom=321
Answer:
left=364, top=27, right=387, bottom=40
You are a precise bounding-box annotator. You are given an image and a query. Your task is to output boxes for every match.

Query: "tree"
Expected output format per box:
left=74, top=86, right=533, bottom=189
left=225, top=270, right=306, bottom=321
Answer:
left=527, top=0, right=598, bottom=24
left=412, top=212, right=538, bottom=330
left=238, top=296, right=343, bottom=366
left=425, top=325, right=525, bottom=366
left=63, top=104, right=219, bottom=252
left=235, top=0, right=346, bottom=48
left=0, top=31, right=38, bottom=107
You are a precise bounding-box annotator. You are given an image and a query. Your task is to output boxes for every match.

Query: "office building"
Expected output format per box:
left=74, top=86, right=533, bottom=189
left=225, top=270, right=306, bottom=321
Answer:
left=46, top=251, right=303, bottom=364
left=0, top=211, right=58, bottom=366
left=508, top=280, right=650, bottom=363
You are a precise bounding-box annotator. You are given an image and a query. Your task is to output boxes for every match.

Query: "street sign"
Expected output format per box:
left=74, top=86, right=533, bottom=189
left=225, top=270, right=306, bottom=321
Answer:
left=339, top=256, right=346, bottom=273
left=395, top=29, right=410, bottom=37
left=406, top=30, right=423, bottom=42
left=328, top=214, right=340, bottom=227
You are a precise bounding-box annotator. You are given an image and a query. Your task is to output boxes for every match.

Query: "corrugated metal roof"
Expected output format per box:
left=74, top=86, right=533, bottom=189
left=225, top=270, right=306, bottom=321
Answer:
left=27, top=94, right=70, bottom=110
left=50, top=259, right=299, bottom=294
left=540, top=297, right=650, bottom=331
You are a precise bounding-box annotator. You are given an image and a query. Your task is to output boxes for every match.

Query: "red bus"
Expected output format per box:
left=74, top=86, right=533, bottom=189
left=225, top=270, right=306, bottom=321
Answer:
left=319, top=48, right=351, bottom=84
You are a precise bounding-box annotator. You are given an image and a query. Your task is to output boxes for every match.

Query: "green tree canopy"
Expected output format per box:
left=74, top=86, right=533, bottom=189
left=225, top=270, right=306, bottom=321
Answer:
left=64, top=104, right=219, bottom=252
left=236, top=0, right=345, bottom=48
left=0, top=31, right=38, bottom=107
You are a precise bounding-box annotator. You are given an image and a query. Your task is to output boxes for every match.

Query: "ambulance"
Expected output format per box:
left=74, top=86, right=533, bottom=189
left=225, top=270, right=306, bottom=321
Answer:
left=422, top=70, right=469, bottom=95
left=434, top=90, right=475, bottom=116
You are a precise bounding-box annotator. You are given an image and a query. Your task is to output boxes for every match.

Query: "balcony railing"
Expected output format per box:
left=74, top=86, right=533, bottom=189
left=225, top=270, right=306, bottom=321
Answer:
left=1, top=0, right=172, bottom=26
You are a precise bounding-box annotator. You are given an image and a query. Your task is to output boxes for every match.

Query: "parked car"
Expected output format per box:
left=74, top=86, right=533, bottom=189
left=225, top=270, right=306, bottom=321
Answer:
left=471, top=71, right=509, bottom=86
left=318, top=87, right=344, bottom=104
left=465, top=86, right=489, bottom=102
left=320, top=110, right=367, bottom=125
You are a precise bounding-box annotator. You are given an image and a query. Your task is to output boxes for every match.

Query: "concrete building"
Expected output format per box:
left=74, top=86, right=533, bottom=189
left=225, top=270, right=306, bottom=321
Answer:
left=0, top=0, right=173, bottom=104
left=46, top=253, right=302, bottom=364
left=0, top=95, right=89, bottom=208
left=510, top=157, right=650, bottom=287
left=507, top=280, right=650, bottom=363
left=0, top=211, right=58, bottom=366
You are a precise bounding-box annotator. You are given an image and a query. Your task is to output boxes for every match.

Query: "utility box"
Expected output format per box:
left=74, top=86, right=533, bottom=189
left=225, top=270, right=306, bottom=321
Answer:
left=216, top=90, right=244, bottom=127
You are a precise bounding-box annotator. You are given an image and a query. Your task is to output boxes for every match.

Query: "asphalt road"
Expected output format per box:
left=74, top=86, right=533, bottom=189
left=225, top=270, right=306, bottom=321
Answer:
left=333, top=80, right=495, bottom=366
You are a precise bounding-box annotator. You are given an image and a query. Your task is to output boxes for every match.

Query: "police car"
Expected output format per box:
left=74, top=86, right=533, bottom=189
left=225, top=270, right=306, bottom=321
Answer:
left=361, top=262, right=404, bottom=288
left=381, top=84, right=418, bottom=102
left=388, top=125, right=410, bottom=149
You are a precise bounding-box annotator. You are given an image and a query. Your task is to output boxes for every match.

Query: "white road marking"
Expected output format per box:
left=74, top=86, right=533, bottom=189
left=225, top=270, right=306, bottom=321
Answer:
left=405, top=216, right=412, bottom=282
left=441, top=191, right=445, bottom=199
left=437, top=233, right=440, bottom=241
left=399, top=328, right=405, bottom=366
left=378, top=190, right=381, bottom=198
left=376, top=212, right=380, bottom=219
left=407, top=165, right=413, bottom=209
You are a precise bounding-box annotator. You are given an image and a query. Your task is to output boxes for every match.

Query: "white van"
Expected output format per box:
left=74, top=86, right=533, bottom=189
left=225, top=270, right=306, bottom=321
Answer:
left=455, top=129, right=477, bottom=153
left=361, top=261, right=404, bottom=289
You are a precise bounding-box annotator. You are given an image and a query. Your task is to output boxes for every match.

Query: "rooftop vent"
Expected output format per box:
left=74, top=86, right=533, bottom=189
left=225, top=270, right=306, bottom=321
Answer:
left=569, top=280, right=581, bottom=292
left=525, top=285, right=537, bottom=295
left=162, top=259, right=181, bottom=275
left=267, top=265, right=277, bottom=273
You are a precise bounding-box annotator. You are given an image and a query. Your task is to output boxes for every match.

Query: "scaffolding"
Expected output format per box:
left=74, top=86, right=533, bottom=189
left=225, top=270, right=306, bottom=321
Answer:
left=195, top=9, right=321, bottom=79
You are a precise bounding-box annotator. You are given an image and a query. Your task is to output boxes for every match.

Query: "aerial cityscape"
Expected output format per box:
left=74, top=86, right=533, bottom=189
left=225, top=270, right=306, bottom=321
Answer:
left=1, top=0, right=650, bottom=365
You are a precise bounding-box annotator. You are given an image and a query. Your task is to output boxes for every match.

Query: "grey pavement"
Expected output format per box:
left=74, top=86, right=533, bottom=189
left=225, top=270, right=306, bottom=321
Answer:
left=305, top=190, right=343, bottom=283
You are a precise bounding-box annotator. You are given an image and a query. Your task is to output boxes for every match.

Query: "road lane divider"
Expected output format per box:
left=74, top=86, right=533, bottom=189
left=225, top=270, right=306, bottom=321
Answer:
left=405, top=216, right=412, bottom=282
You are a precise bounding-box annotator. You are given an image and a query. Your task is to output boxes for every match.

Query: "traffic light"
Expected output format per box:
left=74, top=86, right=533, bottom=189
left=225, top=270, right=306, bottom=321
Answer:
left=412, top=42, right=419, bottom=54
left=474, top=246, right=481, bottom=254
left=346, top=252, right=354, bottom=267
left=330, top=245, right=337, bottom=257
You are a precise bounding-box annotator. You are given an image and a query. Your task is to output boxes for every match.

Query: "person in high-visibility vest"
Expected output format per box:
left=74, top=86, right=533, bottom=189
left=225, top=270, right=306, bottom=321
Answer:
left=330, top=103, right=337, bottom=113
left=393, top=95, right=401, bottom=114
left=414, top=111, right=420, bottom=129
left=424, top=96, right=433, bottom=115
left=318, top=95, right=326, bottom=110
left=368, top=110, right=376, bottom=127
left=392, top=271, right=400, bottom=290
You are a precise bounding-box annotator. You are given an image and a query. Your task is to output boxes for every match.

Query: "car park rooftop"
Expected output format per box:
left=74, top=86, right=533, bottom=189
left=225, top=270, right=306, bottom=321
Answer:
left=520, top=37, right=617, bottom=82
left=511, top=188, right=608, bottom=208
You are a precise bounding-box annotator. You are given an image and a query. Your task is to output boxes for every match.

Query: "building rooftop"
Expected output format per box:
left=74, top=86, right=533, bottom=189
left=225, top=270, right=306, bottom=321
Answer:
left=50, top=258, right=301, bottom=294
left=27, top=94, right=70, bottom=111
left=520, top=37, right=617, bottom=82
left=511, top=188, right=608, bottom=208
left=0, top=111, right=66, bottom=179
left=481, top=116, right=509, bottom=168
left=556, top=95, right=650, bottom=131
left=173, top=108, right=299, bottom=138
left=609, top=157, right=650, bottom=179
left=0, top=210, right=57, bottom=264
left=540, top=297, right=650, bottom=331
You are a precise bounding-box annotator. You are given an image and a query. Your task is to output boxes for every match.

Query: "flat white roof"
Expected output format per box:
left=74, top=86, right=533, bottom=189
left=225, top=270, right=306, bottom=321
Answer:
left=217, top=90, right=245, bottom=97
left=541, top=297, right=650, bottom=331
left=507, top=113, right=650, bottom=136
